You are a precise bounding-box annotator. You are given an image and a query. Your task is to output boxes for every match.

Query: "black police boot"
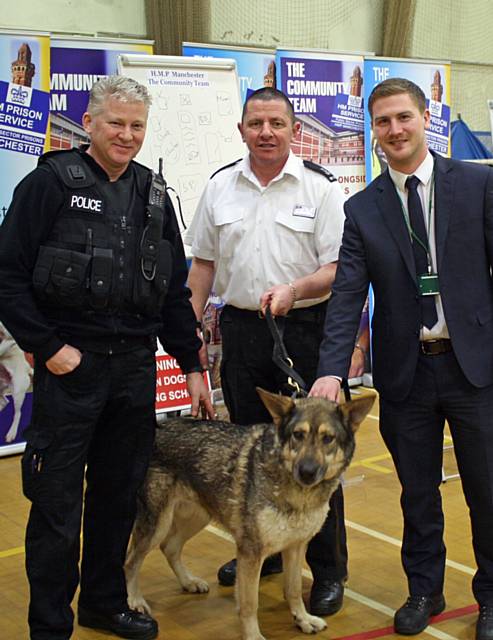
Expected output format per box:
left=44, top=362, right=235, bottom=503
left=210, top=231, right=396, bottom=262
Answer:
left=394, top=594, right=445, bottom=635
left=217, top=553, right=283, bottom=586
left=309, top=580, right=344, bottom=616
left=477, top=606, right=493, bottom=640
left=78, top=606, right=158, bottom=639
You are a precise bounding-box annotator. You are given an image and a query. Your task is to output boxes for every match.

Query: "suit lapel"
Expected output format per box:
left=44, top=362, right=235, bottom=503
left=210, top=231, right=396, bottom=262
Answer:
left=433, top=154, right=454, bottom=271
left=375, top=171, right=416, bottom=283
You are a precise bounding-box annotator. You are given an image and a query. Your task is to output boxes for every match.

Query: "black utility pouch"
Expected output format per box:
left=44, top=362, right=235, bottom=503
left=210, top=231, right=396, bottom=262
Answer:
left=89, top=248, right=113, bottom=309
left=154, top=239, right=174, bottom=295
left=33, top=246, right=91, bottom=306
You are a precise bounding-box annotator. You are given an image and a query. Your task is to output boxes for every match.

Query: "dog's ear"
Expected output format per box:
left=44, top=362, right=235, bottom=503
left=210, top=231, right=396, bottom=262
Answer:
left=338, top=394, right=376, bottom=433
left=256, top=387, right=295, bottom=427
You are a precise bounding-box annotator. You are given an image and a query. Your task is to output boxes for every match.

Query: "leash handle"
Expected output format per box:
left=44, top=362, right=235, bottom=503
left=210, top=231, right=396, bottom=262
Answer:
left=264, top=305, right=308, bottom=395
left=264, top=305, right=352, bottom=401
left=341, top=378, right=351, bottom=402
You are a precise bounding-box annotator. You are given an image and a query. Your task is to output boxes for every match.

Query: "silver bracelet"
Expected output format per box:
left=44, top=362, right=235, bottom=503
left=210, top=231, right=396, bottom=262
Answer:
left=287, top=282, right=297, bottom=308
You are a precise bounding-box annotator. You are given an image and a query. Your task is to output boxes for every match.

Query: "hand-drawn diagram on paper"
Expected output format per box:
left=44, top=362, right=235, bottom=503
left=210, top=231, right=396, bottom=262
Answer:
left=178, top=111, right=201, bottom=164
left=178, top=174, right=204, bottom=202
left=133, top=65, right=245, bottom=228
left=216, top=92, right=233, bottom=116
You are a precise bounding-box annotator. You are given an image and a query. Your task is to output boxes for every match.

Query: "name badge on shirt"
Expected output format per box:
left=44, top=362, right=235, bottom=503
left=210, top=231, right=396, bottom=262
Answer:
left=418, top=273, right=440, bottom=296
left=293, top=204, right=317, bottom=218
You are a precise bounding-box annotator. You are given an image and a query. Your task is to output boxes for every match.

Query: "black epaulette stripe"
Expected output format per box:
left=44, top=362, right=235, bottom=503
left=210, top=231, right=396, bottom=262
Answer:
left=303, top=159, right=338, bottom=183
left=210, top=158, right=242, bottom=180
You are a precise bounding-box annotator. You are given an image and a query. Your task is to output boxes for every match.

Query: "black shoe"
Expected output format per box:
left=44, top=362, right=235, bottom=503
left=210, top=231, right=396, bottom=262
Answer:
left=477, top=606, right=493, bottom=640
left=217, top=553, right=283, bottom=586
left=394, top=594, right=446, bottom=635
left=309, top=580, right=344, bottom=616
left=78, top=606, right=158, bottom=640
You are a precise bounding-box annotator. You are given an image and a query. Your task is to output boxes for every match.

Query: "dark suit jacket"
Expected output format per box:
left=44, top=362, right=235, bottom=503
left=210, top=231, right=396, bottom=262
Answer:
left=317, top=153, right=493, bottom=401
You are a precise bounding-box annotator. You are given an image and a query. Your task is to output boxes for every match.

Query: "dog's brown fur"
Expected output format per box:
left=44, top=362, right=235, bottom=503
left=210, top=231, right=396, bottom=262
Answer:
left=125, top=389, right=375, bottom=640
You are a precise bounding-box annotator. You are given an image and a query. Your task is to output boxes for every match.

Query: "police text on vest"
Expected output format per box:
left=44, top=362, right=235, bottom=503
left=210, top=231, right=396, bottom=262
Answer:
left=70, top=195, right=103, bottom=213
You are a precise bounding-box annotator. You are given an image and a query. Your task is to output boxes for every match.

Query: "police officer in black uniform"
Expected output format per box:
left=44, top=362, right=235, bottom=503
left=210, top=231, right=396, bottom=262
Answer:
left=0, top=76, right=213, bottom=640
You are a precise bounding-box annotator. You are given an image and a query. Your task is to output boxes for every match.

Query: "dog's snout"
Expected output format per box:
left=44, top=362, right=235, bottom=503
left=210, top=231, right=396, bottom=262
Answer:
left=296, top=458, right=321, bottom=486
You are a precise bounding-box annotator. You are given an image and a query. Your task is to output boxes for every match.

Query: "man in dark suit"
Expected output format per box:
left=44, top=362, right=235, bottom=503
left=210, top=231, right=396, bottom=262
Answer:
left=310, top=77, right=493, bottom=640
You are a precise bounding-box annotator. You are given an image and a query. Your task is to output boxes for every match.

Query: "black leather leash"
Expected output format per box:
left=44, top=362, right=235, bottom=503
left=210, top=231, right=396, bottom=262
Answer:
left=264, top=305, right=351, bottom=401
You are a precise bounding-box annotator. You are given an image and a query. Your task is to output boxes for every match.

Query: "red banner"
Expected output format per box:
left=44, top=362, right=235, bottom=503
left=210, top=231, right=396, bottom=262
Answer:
left=155, top=353, right=210, bottom=413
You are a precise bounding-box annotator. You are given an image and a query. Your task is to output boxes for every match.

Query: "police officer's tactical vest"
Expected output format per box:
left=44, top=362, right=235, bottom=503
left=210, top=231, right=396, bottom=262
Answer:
left=32, top=150, right=174, bottom=317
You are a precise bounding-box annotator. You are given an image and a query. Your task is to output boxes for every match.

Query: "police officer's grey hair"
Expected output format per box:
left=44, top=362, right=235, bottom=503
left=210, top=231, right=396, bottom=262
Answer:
left=87, top=75, right=152, bottom=115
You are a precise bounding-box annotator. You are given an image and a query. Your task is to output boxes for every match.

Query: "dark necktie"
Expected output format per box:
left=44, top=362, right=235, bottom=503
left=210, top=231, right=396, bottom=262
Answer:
left=405, top=175, right=438, bottom=329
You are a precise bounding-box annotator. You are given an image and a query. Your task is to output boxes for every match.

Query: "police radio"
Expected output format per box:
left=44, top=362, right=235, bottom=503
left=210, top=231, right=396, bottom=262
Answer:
left=148, top=158, right=167, bottom=209
left=141, top=158, right=167, bottom=281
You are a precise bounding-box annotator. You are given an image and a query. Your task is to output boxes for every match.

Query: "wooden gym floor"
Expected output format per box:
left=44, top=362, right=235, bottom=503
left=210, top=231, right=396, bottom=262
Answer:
left=0, top=389, right=479, bottom=640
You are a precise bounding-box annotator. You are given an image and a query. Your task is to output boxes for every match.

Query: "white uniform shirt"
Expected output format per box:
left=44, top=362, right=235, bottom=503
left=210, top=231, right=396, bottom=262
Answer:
left=389, top=151, right=449, bottom=340
left=185, top=152, right=346, bottom=310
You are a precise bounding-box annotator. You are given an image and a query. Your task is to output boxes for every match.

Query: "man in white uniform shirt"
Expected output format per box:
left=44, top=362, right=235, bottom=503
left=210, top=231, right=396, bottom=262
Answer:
left=186, top=87, right=360, bottom=616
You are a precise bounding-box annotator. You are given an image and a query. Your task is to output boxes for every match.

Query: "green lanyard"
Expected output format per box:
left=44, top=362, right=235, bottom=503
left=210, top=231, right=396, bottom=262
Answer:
left=398, top=171, right=435, bottom=274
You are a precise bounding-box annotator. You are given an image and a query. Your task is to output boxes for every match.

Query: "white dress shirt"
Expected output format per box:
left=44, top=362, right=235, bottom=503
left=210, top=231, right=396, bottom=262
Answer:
left=389, top=151, right=449, bottom=340
left=185, top=152, right=346, bottom=310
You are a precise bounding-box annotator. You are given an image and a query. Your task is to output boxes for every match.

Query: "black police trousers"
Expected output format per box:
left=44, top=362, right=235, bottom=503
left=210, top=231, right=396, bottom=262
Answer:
left=21, top=345, right=157, bottom=640
left=219, top=304, right=348, bottom=584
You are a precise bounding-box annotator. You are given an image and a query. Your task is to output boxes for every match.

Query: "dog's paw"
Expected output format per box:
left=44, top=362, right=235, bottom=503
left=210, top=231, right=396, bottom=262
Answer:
left=182, top=576, right=209, bottom=594
left=295, top=613, right=327, bottom=634
left=127, top=595, right=152, bottom=615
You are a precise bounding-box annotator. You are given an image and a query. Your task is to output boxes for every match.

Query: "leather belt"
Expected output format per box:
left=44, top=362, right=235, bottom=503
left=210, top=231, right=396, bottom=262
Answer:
left=223, top=302, right=327, bottom=324
left=420, top=339, right=452, bottom=355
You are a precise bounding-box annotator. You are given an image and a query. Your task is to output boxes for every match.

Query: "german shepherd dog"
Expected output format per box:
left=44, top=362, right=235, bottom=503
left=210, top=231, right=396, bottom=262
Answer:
left=125, top=389, right=375, bottom=640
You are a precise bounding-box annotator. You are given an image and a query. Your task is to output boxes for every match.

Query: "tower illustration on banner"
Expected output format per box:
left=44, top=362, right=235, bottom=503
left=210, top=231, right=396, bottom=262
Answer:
left=11, top=43, right=36, bottom=86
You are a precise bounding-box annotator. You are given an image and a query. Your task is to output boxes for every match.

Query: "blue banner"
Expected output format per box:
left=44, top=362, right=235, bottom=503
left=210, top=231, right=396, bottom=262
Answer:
left=276, top=49, right=366, bottom=198
left=363, top=58, right=451, bottom=182
left=280, top=56, right=364, bottom=133
left=0, top=80, right=49, bottom=156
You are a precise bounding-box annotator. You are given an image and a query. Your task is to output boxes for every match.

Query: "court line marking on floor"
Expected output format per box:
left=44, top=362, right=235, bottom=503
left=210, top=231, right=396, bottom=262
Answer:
left=0, top=517, right=476, bottom=584
left=332, top=604, right=477, bottom=640
left=351, top=452, right=394, bottom=474
left=346, top=520, right=475, bottom=576
left=206, top=525, right=463, bottom=640
left=0, top=546, right=24, bottom=558
left=0, top=524, right=474, bottom=640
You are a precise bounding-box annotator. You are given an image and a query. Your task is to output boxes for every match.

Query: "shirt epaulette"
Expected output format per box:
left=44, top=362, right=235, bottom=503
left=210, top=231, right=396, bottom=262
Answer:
left=303, top=160, right=338, bottom=183
left=210, top=159, right=242, bottom=180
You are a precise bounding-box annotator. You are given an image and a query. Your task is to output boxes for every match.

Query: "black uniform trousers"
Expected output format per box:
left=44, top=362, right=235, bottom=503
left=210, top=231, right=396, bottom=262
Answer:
left=21, top=344, right=157, bottom=640
left=219, top=304, right=348, bottom=584
left=380, top=347, right=493, bottom=605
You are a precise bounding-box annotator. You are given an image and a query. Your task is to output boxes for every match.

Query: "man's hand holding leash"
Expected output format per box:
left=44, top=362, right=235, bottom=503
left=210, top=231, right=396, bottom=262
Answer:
left=260, top=282, right=297, bottom=317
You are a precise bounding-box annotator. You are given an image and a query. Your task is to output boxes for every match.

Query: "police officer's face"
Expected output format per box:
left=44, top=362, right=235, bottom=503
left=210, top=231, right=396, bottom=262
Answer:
left=82, top=97, right=148, bottom=178
left=371, top=92, right=430, bottom=174
left=238, top=99, right=300, bottom=172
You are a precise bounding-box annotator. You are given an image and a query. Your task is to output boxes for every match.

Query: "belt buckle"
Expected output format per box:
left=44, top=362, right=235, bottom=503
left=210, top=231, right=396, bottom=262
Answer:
left=421, top=339, right=448, bottom=355
left=421, top=340, right=435, bottom=355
